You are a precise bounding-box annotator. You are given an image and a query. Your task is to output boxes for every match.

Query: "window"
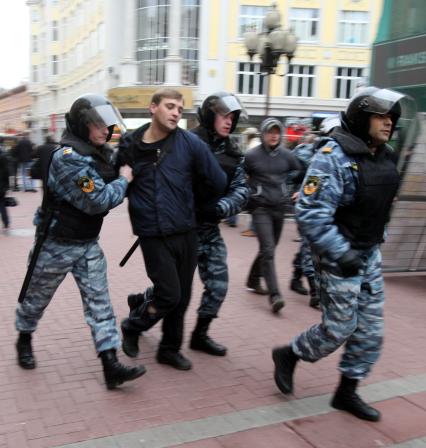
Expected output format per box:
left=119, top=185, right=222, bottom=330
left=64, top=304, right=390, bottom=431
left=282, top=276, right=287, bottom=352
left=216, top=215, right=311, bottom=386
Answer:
left=52, top=55, right=58, bottom=75
left=32, top=35, right=38, bottom=53
left=136, top=0, right=170, bottom=84
left=62, top=52, right=68, bottom=73
left=62, top=17, right=68, bottom=41
left=289, top=8, right=319, bottom=42
left=286, top=65, right=315, bottom=97
left=338, top=11, right=369, bottom=44
left=236, top=62, right=266, bottom=95
left=239, top=5, right=267, bottom=36
left=76, top=43, right=83, bottom=67
left=32, top=65, right=38, bottom=83
left=98, top=23, right=105, bottom=52
left=52, top=20, right=59, bottom=41
left=180, top=0, right=200, bottom=85
left=335, top=67, right=364, bottom=99
left=31, top=9, right=39, bottom=23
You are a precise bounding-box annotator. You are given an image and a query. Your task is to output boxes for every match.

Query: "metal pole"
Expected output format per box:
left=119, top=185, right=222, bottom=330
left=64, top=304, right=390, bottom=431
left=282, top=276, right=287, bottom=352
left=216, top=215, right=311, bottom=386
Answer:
left=264, top=73, right=271, bottom=117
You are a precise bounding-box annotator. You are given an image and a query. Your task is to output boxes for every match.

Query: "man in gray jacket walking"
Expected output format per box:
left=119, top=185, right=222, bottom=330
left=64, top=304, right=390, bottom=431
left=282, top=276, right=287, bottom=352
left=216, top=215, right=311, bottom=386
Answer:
left=244, top=118, right=301, bottom=313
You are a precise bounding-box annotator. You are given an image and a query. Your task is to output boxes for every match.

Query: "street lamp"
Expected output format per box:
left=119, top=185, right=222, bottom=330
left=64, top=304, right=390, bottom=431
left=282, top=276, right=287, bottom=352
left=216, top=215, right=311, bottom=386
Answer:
left=243, top=3, right=297, bottom=116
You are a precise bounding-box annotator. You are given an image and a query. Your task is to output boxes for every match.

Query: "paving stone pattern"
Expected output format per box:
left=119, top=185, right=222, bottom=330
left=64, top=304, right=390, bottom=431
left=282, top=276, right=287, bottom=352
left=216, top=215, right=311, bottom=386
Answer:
left=0, top=190, right=425, bottom=448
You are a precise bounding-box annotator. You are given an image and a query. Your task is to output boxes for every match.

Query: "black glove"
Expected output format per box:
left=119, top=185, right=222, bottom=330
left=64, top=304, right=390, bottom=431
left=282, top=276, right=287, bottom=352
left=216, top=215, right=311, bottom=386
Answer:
left=197, top=203, right=220, bottom=224
left=336, top=250, right=363, bottom=278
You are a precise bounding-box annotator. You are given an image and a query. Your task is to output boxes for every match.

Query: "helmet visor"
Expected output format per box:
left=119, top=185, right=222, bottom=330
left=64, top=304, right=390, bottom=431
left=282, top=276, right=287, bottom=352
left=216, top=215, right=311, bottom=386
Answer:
left=320, top=115, right=340, bottom=134
left=363, top=89, right=405, bottom=115
left=212, top=95, right=248, bottom=121
left=82, top=104, right=127, bottom=133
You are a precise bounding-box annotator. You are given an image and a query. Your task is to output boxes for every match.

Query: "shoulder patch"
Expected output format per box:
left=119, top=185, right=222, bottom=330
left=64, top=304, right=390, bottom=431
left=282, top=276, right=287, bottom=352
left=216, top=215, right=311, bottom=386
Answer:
left=63, top=147, right=73, bottom=155
left=351, top=162, right=358, bottom=171
left=321, top=146, right=333, bottom=154
left=77, top=176, right=95, bottom=193
left=303, top=175, right=321, bottom=196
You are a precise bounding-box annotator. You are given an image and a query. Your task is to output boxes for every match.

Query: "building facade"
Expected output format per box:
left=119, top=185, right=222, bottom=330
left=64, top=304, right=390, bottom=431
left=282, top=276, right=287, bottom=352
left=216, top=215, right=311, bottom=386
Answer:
left=26, top=0, right=383, bottom=142
left=0, top=85, right=32, bottom=135
left=370, top=0, right=426, bottom=272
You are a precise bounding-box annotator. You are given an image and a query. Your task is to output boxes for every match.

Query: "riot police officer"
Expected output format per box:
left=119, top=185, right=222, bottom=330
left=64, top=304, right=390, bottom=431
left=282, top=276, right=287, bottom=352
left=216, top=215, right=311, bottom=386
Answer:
left=290, top=117, right=341, bottom=308
left=272, top=87, right=406, bottom=421
left=15, top=94, right=146, bottom=390
left=190, top=91, right=249, bottom=356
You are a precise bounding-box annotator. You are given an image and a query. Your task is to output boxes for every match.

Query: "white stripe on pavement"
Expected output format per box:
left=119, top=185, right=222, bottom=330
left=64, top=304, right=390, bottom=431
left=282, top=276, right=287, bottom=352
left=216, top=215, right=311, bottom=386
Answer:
left=58, top=373, right=426, bottom=448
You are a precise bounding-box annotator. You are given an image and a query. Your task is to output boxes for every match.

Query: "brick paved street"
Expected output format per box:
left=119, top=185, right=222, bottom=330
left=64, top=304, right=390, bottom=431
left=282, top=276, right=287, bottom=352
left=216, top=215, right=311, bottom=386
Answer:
left=1, top=189, right=425, bottom=448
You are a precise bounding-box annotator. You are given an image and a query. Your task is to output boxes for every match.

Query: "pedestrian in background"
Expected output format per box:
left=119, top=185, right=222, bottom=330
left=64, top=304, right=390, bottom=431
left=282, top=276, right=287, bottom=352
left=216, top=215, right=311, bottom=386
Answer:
left=244, top=118, right=302, bottom=312
left=272, top=87, right=407, bottom=422
left=240, top=127, right=261, bottom=237
left=31, top=135, right=58, bottom=188
left=9, top=140, right=20, bottom=191
left=189, top=91, right=249, bottom=356
left=14, top=132, right=36, bottom=192
left=0, top=140, right=10, bottom=232
left=119, top=88, right=227, bottom=371
left=15, top=94, right=145, bottom=390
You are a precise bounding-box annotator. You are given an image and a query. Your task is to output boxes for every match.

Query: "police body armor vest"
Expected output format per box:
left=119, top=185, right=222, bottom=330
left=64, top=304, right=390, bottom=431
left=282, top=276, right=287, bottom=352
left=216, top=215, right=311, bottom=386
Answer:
left=335, top=149, right=400, bottom=249
left=215, top=150, right=240, bottom=185
left=191, top=126, right=242, bottom=223
left=49, top=148, right=116, bottom=241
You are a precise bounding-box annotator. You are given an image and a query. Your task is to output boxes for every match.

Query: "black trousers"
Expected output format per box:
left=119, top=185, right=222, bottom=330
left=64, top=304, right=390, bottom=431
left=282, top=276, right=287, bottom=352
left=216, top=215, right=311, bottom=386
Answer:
left=247, top=207, right=284, bottom=296
left=123, top=230, right=198, bottom=352
left=0, top=194, right=9, bottom=228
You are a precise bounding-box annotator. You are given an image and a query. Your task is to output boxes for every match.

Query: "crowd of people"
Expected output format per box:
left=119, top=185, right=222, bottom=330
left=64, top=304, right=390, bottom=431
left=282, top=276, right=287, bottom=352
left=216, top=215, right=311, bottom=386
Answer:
left=9, top=85, right=407, bottom=423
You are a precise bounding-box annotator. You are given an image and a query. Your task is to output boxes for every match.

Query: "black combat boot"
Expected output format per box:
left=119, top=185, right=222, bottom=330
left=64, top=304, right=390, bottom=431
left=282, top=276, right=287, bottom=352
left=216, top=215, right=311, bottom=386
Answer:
left=307, top=276, right=320, bottom=309
left=269, top=294, right=285, bottom=313
left=331, top=375, right=381, bottom=421
left=246, top=278, right=269, bottom=295
left=190, top=316, right=227, bottom=356
left=272, top=345, right=298, bottom=394
left=290, top=268, right=308, bottom=295
left=16, top=332, right=36, bottom=369
left=121, top=321, right=140, bottom=358
left=100, top=349, right=146, bottom=390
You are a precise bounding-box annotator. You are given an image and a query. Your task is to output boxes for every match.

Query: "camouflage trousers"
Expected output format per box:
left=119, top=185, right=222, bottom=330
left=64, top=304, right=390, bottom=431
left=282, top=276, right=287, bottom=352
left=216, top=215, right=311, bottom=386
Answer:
left=292, top=237, right=315, bottom=278
left=292, top=246, right=384, bottom=379
left=196, top=224, right=228, bottom=318
left=16, top=237, right=120, bottom=353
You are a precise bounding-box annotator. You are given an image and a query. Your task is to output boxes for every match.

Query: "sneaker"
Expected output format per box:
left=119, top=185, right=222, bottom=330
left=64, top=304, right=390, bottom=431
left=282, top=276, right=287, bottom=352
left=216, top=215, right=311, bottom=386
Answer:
left=246, top=280, right=269, bottom=295
left=128, top=286, right=154, bottom=312
left=270, top=294, right=285, bottom=313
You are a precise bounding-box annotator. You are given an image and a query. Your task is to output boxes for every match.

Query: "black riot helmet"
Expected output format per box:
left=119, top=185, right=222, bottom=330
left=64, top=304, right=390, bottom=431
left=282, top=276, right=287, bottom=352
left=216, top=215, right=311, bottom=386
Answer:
left=197, top=92, right=248, bottom=134
left=341, top=87, right=404, bottom=144
left=65, top=94, right=126, bottom=143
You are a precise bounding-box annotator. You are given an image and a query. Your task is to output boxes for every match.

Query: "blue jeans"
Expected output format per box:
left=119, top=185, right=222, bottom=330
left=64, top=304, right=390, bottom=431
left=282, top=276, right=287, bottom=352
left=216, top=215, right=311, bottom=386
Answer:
left=20, top=162, right=34, bottom=190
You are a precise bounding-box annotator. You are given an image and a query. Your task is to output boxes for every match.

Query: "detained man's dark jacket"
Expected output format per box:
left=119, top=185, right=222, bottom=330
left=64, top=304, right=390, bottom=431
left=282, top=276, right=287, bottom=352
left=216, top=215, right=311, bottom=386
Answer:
left=117, top=124, right=227, bottom=237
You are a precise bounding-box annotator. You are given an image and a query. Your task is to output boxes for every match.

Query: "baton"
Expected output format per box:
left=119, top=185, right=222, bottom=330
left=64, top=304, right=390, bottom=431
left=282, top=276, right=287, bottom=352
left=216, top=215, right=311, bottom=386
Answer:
left=17, top=209, right=53, bottom=303
left=119, top=238, right=140, bottom=267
